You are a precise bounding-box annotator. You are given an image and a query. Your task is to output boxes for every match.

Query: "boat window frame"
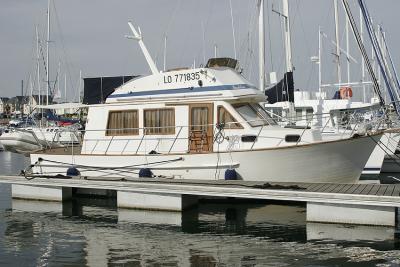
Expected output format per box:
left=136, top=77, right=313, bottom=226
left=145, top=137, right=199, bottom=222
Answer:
left=305, top=107, right=314, bottom=122
left=217, top=105, right=243, bottom=129
left=295, top=108, right=303, bottom=122
left=143, top=108, right=176, bottom=135
left=106, top=109, right=139, bottom=136
left=232, top=103, right=277, bottom=127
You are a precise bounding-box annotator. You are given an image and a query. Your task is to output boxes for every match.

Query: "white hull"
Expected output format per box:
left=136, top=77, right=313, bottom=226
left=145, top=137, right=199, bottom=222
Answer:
left=1, top=132, right=43, bottom=153
left=322, top=130, right=400, bottom=176
left=31, top=134, right=380, bottom=184
left=0, top=128, right=79, bottom=154
left=362, top=132, right=400, bottom=175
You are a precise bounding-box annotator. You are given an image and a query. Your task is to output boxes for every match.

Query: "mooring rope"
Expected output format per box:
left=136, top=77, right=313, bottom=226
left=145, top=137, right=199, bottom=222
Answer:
left=38, top=156, right=184, bottom=170
left=23, top=157, right=184, bottom=180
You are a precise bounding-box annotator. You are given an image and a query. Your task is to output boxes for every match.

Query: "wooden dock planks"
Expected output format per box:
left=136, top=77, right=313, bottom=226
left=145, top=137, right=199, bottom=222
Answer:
left=0, top=175, right=399, bottom=207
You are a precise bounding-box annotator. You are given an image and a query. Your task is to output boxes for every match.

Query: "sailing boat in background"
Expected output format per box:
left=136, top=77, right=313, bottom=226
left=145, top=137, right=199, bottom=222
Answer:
left=264, top=0, right=400, bottom=177
left=0, top=0, right=82, bottom=154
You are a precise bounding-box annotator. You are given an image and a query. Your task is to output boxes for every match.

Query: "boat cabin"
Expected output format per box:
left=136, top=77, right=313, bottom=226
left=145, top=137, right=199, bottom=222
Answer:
left=81, top=62, right=322, bottom=155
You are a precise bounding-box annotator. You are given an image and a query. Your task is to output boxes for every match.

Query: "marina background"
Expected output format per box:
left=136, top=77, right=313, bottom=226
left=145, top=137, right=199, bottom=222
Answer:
left=1, top=0, right=399, bottom=102
left=1, top=1, right=400, bottom=265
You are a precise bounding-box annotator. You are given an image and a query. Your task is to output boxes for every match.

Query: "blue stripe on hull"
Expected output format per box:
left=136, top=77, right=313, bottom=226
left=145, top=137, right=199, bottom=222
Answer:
left=108, top=84, right=256, bottom=98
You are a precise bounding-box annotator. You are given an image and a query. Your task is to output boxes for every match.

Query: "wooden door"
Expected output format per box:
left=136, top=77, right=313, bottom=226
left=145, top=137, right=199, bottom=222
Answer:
left=189, top=104, right=213, bottom=153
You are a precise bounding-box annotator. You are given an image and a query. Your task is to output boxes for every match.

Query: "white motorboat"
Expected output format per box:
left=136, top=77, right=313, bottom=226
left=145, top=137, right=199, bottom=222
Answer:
left=0, top=126, right=81, bottom=154
left=264, top=92, right=400, bottom=176
left=29, top=56, right=381, bottom=183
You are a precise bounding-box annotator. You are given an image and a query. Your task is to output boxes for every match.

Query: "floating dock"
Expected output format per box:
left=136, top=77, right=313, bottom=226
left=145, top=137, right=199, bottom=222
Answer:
left=0, top=175, right=399, bottom=226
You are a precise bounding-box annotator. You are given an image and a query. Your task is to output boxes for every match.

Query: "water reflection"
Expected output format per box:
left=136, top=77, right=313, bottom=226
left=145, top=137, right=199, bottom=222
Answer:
left=1, top=152, right=400, bottom=265
left=0, top=152, right=29, bottom=175
left=307, top=222, right=395, bottom=242
left=1, top=197, right=399, bottom=266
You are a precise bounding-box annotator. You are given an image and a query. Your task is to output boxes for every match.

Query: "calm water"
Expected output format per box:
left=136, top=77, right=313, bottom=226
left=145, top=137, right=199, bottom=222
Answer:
left=0, top=152, right=400, bottom=266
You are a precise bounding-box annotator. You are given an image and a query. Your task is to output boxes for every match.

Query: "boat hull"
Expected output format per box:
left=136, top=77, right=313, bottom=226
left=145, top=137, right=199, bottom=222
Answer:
left=363, top=131, right=400, bottom=175
left=0, top=133, right=42, bottom=153
left=0, top=129, right=78, bottom=154
left=30, top=133, right=381, bottom=184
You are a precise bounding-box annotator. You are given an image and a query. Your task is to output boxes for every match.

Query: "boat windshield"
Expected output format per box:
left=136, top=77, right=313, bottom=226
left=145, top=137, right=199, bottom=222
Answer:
left=233, top=103, right=277, bottom=127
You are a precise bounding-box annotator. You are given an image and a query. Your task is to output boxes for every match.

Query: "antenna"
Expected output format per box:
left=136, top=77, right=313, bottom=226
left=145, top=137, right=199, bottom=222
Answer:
left=163, top=35, right=167, bottom=72
left=126, top=21, right=159, bottom=75
left=229, top=0, right=237, bottom=59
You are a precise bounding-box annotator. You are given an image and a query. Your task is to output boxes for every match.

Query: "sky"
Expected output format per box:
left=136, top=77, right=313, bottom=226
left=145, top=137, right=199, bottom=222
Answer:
left=0, top=0, right=399, bottom=101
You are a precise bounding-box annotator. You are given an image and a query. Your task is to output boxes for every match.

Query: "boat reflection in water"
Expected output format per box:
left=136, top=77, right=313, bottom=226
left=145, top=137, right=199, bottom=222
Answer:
left=307, top=222, right=395, bottom=242
left=2, top=197, right=399, bottom=266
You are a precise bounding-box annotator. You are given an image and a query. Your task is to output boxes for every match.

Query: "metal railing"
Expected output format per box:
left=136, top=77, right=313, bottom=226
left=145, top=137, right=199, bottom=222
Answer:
left=4, top=109, right=388, bottom=155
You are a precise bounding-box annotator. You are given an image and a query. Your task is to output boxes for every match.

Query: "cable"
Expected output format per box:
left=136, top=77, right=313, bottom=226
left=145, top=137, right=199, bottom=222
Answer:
left=367, top=134, right=400, bottom=170
left=38, top=156, right=183, bottom=170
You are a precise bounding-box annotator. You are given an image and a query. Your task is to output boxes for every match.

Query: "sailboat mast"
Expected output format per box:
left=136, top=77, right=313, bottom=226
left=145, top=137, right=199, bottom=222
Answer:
left=318, top=26, right=322, bottom=96
left=79, top=70, right=82, bottom=103
left=360, top=7, right=366, bottom=102
left=334, top=0, right=341, bottom=85
left=57, top=61, right=61, bottom=98
left=346, top=14, right=350, bottom=84
left=36, top=25, right=41, bottom=106
left=258, top=0, right=265, bottom=92
left=282, top=0, right=293, bottom=73
left=64, top=73, right=67, bottom=103
left=46, top=0, right=51, bottom=106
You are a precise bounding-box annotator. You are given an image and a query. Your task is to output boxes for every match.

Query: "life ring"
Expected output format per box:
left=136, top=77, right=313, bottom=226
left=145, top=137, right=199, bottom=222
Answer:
left=339, top=87, right=353, bottom=99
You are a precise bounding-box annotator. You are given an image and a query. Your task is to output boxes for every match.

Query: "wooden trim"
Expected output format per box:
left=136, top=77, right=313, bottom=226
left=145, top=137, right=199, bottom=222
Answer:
left=188, top=103, right=214, bottom=153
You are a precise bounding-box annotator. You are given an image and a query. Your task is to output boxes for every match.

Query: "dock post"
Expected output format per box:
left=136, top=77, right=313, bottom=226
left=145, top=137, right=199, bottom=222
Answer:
left=11, top=184, right=72, bottom=202
left=307, top=202, right=396, bottom=226
left=117, top=191, right=198, bottom=211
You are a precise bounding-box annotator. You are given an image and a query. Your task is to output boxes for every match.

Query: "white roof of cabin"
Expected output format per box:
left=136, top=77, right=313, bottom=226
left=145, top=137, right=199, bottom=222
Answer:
left=106, top=67, right=265, bottom=103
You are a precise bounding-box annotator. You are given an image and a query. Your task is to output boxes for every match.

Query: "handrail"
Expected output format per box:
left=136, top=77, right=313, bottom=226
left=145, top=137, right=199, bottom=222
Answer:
left=251, top=125, right=264, bottom=150
left=321, top=115, right=332, bottom=133
left=104, top=135, right=115, bottom=154
left=340, top=111, right=357, bottom=139
left=168, top=126, right=183, bottom=153
left=296, top=114, right=313, bottom=146
left=135, top=128, right=146, bottom=154
left=121, top=139, right=131, bottom=155
left=90, top=140, right=99, bottom=154
left=3, top=104, right=388, bottom=155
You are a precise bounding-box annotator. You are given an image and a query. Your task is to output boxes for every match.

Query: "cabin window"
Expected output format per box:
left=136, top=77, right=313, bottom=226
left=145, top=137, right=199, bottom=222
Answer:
left=191, top=107, right=209, bottom=132
left=217, top=106, right=243, bottom=129
left=106, top=110, right=139, bottom=136
left=144, top=108, right=175, bottom=135
left=295, top=108, right=303, bottom=121
left=233, top=103, right=276, bottom=127
left=306, top=108, right=314, bottom=122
